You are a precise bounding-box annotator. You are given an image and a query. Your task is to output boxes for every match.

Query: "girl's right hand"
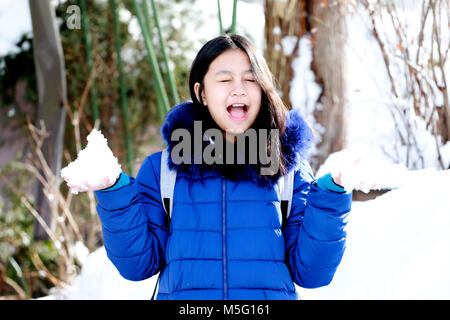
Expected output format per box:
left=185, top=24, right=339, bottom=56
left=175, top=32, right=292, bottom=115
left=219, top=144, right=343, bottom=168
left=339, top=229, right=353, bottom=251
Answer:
left=61, top=129, right=122, bottom=194
left=65, top=176, right=116, bottom=193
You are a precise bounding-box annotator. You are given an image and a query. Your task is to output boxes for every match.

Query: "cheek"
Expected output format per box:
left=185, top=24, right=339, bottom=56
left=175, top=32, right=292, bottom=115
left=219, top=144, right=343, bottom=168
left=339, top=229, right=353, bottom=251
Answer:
left=251, top=89, right=262, bottom=110
left=203, top=85, right=224, bottom=106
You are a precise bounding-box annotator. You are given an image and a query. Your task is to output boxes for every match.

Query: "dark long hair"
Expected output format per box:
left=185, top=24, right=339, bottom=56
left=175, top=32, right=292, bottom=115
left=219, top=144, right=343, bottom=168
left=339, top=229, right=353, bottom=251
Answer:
left=188, top=34, right=288, bottom=181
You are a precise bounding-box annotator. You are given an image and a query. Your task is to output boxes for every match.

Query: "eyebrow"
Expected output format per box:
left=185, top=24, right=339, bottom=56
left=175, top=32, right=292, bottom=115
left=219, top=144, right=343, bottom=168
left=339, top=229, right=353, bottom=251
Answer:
left=215, top=69, right=253, bottom=76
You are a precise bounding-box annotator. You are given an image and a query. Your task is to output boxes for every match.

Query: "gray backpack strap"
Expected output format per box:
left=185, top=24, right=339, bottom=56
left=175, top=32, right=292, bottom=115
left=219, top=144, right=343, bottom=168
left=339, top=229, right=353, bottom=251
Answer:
left=277, top=169, right=295, bottom=225
left=160, top=148, right=177, bottom=218
left=153, top=148, right=176, bottom=301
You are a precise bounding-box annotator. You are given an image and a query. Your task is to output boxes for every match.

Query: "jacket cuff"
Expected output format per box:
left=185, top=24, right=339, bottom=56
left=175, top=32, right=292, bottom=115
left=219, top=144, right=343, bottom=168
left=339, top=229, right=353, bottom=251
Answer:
left=317, top=172, right=346, bottom=193
left=98, top=172, right=130, bottom=192
left=94, top=175, right=137, bottom=211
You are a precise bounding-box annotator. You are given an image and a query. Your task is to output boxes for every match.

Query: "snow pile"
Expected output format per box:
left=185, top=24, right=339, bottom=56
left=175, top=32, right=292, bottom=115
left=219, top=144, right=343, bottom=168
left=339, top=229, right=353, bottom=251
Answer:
left=60, top=129, right=122, bottom=194
left=297, top=168, right=450, bottom=300
left=41, top=246, right=157, bottom=300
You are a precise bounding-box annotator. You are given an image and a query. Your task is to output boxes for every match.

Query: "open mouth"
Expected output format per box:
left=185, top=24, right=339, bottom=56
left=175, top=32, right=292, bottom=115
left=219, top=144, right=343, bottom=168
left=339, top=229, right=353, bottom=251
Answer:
left=227, top=103, right=249, bottom=121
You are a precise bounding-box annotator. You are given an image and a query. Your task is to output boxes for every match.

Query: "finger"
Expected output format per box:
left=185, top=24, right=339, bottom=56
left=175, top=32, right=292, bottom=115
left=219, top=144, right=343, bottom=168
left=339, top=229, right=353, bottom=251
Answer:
left=103, top=176, right=111, bottom=186
left=334, top=171, right=343, bottom=185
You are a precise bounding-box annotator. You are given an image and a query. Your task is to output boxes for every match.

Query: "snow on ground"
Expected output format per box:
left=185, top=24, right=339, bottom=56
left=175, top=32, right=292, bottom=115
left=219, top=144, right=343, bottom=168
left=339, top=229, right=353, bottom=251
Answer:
left=298, top=167, right=450, bottom=300
left=42, top=246, right=157, bottom=300
left=43, top=164, right=450, bottom=300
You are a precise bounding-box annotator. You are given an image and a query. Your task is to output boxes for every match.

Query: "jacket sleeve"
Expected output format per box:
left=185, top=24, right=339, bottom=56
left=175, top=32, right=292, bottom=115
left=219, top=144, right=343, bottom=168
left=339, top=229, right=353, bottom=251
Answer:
left=283, top=160, right=352, bottom=288
left=94, top=152, right=168, bottom=281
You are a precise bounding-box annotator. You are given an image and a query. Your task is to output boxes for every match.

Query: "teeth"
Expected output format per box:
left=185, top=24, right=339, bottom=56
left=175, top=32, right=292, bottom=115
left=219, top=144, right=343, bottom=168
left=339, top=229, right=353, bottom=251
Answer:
left=231, top=103, right=245, bottom=107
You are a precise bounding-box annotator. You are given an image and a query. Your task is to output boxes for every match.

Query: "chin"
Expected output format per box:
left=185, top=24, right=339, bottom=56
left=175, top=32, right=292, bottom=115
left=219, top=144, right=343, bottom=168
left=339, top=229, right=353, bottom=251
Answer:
left=226, top=122, right=251, bottom=133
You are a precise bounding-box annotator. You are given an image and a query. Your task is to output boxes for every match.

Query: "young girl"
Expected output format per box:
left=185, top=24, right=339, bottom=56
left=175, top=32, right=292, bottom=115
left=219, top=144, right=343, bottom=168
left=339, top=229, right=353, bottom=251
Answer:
left=63, top=34, right=354, bottom=300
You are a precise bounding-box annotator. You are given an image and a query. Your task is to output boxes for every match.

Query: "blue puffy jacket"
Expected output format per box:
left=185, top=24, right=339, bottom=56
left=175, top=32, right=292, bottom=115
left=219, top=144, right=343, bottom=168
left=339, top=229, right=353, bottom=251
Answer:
left=94, top=102, right=352, bottom=300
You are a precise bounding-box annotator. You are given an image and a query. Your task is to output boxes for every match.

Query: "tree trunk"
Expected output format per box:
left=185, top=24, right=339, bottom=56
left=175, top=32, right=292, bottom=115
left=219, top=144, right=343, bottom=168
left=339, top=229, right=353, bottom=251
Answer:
left=264, top=0, right=308, bottom=108
left=308, top=0, right=348, bottom=170
left=29, top=0, right=67, bottom=240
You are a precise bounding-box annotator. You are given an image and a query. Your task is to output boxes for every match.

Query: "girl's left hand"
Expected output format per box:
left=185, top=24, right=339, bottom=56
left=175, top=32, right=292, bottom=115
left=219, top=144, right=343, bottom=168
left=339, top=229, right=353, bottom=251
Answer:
left=331, top=157, right=380, bottom=193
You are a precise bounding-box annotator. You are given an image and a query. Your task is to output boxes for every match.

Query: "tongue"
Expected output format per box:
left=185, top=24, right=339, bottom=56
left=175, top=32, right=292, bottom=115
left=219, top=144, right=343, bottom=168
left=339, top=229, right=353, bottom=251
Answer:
left=229, top=106, right=245, bottom=118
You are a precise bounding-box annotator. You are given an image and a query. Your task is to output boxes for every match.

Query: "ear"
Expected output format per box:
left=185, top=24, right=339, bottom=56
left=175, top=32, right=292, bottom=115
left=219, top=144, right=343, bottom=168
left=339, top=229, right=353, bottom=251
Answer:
left=194, top=82, right=207, bottom=106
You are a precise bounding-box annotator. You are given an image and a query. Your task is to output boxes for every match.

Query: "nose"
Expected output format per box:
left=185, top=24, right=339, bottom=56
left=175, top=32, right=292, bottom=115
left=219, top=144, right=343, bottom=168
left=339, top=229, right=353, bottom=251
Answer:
left=231, top=85, right=247, bottom=97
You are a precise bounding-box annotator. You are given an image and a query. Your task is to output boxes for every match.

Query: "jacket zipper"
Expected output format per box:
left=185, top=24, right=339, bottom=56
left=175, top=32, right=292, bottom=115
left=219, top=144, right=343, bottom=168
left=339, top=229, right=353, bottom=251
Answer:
left=222, top=177, right=228, bottom=300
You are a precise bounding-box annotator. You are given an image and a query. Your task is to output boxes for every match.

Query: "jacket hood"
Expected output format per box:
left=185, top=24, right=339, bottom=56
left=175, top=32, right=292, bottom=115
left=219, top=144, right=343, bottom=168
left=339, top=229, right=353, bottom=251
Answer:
left=160, top=101, right=314, bottom=187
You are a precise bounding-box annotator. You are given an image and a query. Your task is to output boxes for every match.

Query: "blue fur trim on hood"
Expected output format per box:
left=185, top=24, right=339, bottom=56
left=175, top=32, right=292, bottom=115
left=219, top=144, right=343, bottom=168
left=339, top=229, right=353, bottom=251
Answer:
left=160, top=101, right=313, bottom=186
left=281, top=108, right=314, bottom=173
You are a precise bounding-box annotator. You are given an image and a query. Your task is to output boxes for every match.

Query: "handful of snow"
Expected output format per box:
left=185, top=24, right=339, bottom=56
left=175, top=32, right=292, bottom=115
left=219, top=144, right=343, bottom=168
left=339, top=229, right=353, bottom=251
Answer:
left=60, top=129, right=122, bottom=194
left=328, top=151, right=382, bottom=193
left=331, top=162, right=377, bottom=194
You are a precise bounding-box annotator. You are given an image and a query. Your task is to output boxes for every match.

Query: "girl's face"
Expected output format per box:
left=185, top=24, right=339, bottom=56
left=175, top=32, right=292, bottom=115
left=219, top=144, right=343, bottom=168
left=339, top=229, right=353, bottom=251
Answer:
left=194, top=49, right=262, bottom=141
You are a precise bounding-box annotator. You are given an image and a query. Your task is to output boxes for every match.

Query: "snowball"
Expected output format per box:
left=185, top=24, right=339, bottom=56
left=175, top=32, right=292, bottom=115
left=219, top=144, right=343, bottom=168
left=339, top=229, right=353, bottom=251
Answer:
left=328, top=150, right=383, bottom=193
left=60, top=129, right=122, bottom=194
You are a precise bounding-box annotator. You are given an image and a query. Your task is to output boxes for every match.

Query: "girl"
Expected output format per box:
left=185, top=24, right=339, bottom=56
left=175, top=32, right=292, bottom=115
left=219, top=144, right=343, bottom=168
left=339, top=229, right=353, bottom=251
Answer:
left=63, top=34, right=353, bottom=300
